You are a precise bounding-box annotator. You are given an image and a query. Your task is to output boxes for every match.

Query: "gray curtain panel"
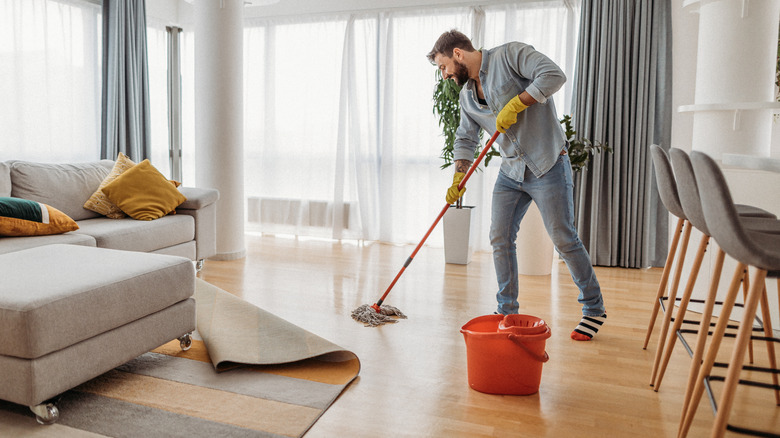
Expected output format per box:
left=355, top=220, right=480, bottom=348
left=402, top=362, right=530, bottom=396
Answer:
left=101, top=0, right=151, bottom=161
left=571, top=0, right=672, bottom=268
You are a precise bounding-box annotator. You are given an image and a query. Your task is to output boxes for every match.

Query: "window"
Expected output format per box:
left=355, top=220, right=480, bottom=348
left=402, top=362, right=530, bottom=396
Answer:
left=0, top=0, right=101, bottom=162
left=178, top=3, right=579, bottom=245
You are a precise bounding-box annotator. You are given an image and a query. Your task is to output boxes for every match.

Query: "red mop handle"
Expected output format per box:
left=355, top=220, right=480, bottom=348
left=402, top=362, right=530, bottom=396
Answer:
left=372, top=131, right=500, bottom=310
left=456, top=130, right=501, bottom=191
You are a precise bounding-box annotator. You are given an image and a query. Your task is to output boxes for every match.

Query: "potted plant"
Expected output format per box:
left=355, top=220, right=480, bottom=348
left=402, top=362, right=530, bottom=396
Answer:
left=433, top=70, right=495, bottom=264
left=559, top=114, right=611, bottom=173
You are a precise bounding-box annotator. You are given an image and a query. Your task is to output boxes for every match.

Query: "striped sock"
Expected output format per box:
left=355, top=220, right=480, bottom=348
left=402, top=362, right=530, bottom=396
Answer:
left=570, top=314, right=607, bottom=341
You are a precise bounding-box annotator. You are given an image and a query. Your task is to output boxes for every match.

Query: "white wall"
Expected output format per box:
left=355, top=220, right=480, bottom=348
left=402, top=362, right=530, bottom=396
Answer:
left=146, top=0, right=181, bottom=24
left=671, top=0, right=698, bottom=153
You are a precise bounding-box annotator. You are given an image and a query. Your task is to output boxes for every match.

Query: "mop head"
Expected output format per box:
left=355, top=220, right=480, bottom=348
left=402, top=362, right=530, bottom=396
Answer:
left=351, top=304, right=407, bottom=327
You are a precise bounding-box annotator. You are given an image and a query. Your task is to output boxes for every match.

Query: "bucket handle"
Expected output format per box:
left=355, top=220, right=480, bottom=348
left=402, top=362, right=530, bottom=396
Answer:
left=508, top=334, right=549, bottom=363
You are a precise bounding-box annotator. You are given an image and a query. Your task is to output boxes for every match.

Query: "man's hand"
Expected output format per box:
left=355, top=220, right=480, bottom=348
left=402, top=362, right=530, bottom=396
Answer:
left=496, top=94, right=529, bottom=133
left=446, top=172, right=466, bottom=204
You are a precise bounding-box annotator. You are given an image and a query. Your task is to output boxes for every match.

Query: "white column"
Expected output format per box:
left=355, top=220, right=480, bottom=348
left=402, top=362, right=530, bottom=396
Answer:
left=194, top=0, right=246, bottom=260
left=681, top=0, right=780, bottom=159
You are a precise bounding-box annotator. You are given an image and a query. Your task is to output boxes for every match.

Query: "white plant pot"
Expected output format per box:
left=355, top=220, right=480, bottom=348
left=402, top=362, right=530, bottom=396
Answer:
left=443, top=206, right=474, bottom=265
left=516, top=203, right=554, bottom=276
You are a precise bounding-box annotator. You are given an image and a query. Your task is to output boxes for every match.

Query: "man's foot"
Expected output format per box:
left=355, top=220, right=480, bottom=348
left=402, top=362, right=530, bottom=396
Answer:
left=570, top=314, right=607, bottom=341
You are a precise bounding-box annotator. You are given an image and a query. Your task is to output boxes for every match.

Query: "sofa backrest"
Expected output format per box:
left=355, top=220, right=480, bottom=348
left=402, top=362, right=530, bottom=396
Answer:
left=8, top=160, right=114, bottom=221
left=0, top=162, right=10, bottom=197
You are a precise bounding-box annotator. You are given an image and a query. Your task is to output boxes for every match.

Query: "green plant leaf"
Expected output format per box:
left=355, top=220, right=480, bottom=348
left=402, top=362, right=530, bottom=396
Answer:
left=560, top=115, right=611, bottom=173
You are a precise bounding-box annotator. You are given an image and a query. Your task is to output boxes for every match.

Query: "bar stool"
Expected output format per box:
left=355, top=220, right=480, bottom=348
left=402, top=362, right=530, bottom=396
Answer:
left=645, top=145, right=774, bottom=387
left=653, top=149, right=780, bottom=405
left=646, top=145, right=695, bottom=376
left=678, top=151, right=780, bottom=438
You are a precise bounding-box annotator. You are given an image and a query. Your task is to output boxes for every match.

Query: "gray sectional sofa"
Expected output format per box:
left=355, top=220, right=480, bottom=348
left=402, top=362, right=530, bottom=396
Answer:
left=0, top=159, right=219, bottom=266
left=0, top=158, right=218, bottom=424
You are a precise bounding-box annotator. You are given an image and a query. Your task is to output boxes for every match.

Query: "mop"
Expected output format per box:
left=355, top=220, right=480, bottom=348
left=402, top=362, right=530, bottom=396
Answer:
left=352, top=131, right=501, bottom=327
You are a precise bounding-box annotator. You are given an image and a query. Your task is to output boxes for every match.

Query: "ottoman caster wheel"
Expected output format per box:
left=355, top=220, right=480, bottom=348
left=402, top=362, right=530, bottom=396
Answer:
left=30, top=402, right=59, bottom=425
left=178, top=333, right=193, bottom=351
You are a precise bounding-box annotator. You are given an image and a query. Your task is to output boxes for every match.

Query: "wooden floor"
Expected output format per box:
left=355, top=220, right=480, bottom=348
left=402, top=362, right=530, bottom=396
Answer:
left=198, top=234, right=779, bottom=437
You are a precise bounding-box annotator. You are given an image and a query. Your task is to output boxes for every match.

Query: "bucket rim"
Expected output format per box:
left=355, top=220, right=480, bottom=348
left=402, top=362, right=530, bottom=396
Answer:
left=461, top=322, right=552, bottom=342
left=460, top=313, right=503, bottom=330
left=498, top=314, right=548, bottom=335
left=460, top=313, right=549, bottom=332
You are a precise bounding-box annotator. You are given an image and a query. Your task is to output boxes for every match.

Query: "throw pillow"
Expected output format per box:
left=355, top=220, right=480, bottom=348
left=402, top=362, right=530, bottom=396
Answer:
left=0, top=197, right=79, bottom=236
left=101, top=160, right=187, bottom=221
left=83, top=152, right=136, bottom=218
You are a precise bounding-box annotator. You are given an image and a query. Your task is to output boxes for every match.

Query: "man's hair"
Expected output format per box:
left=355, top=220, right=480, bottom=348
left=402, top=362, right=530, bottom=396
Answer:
left=426, top=29, right=476, bottom=64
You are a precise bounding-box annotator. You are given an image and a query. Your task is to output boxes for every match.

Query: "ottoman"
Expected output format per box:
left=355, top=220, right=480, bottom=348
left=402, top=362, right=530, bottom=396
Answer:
left=0, top=244, right=196, bottom=424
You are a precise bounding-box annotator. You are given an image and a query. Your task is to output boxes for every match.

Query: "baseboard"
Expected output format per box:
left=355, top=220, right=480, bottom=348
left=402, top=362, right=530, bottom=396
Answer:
left=208, top=249, right=246, bottom=261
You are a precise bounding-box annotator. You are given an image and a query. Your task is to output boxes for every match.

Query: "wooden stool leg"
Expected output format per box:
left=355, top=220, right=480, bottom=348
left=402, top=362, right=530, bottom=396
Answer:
left=645, top=217, right=685, bottom=349
left=678, top=263, right=746, bottom=438
left=757, top=283, right=780, bottom=405
left=651, top=220, right=693, bottom=386
left=680, top=248, right=724, bottom=426
left=654, top=234, right=710, bottom=391
left=741, top=267, right=754, bottom=364
left=710, top=269, right=768, bottom=438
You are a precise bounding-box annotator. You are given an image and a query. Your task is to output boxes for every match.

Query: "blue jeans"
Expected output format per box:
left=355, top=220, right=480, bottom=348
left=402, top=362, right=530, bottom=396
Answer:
left=490, top=153, right=605, bottom=317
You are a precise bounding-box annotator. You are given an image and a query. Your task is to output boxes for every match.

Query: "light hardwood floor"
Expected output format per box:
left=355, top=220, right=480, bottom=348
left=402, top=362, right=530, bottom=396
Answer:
left=198, top=234, right=778, bottom=437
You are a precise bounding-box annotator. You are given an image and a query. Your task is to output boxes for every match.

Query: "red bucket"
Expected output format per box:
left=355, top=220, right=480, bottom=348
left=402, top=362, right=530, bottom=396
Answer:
left=460, top=314, right=551, bottom=395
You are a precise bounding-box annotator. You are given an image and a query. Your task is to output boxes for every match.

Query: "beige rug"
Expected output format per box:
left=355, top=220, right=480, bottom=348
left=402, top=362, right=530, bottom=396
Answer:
left=0, top=279, right=360, bottom=437
left=194, top=279, right=358, bottom=372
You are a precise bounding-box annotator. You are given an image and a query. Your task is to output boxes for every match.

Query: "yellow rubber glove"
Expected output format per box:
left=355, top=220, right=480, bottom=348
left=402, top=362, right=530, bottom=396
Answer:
left=496, top=95, right=529, bottom=133
left=446, top=172, right=466, bottom=204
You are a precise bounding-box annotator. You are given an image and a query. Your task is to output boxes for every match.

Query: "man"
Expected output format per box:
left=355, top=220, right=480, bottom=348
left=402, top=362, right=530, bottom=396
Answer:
left=427, top=30, right=606, bottom=341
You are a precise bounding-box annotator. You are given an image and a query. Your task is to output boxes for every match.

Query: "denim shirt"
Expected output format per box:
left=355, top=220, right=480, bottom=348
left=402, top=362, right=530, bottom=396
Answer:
left=453, top=42, right=567, bottom=182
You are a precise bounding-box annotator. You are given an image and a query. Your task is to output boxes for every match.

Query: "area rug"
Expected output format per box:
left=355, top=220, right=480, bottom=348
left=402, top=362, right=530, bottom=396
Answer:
left=0, top=279, right=360, bottom=438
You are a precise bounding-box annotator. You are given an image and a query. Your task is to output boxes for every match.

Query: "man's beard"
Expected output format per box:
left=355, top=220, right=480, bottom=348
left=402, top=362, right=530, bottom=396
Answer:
left=452, top=60, right=469, bottom=86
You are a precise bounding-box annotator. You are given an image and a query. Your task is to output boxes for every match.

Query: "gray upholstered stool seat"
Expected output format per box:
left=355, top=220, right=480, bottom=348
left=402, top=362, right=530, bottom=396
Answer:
left=0, top=244, right=196, bottom=423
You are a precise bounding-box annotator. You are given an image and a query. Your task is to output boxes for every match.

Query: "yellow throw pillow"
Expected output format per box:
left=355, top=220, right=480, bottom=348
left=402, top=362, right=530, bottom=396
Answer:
left=0, top=197, right=79, bottom=236
left=83, top=152, right=136, bottom=218
left=101, top=160, right=187, bottom=221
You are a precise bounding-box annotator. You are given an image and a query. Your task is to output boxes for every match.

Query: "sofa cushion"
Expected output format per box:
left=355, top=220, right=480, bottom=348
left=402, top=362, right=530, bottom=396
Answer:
left=10, top=160, right=113, bottom=221
left=0, top=162, right=10, bottom=197
left=0, top=197, right=79, bottom=236
left=102, top=160, right=187, bottom=221
left=83, top=153, right=136, bottom=219
left=0, top=233, right=96, bottom=255
left=74, top=215, right=194, bottom=253
left=0, top=244, right=195, bottom=359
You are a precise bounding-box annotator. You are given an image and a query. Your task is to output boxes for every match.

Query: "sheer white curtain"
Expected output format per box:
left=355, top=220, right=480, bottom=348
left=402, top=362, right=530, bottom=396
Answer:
left=235, top=2, right=579, bottom=247
left=181, top=29, right=196, bottom=187
left=244, top=16, right=352, bottom=239
left=0, top=0, right=101, bottom=162
left=374, top=9, right=473, bottom=245
left=146, top=20, right=171, bottom=178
